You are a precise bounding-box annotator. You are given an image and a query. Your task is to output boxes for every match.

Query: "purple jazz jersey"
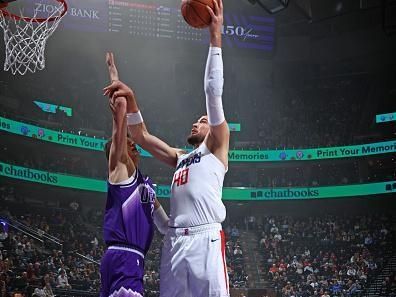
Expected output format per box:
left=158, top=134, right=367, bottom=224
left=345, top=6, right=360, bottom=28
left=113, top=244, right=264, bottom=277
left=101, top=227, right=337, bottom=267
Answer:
left=101, top=169, right=155, bottom=297
left=103, top=169, right=155, bottom=251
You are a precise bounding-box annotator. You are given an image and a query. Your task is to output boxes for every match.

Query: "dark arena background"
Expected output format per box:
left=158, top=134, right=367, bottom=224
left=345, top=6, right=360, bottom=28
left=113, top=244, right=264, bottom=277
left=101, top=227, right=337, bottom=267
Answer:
left=0, top=0, right=396, bottom=296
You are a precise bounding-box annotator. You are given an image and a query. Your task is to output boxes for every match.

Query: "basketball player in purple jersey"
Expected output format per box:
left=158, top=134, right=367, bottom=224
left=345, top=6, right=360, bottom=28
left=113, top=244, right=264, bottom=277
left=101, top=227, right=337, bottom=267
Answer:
left=100, top=53, right=169, bottom=297
left=104, top=1, right=229, bottom=295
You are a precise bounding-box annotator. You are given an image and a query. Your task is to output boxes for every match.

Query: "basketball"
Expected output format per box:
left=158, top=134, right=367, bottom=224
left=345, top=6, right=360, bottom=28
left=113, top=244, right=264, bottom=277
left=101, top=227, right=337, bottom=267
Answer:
left=181, top=0, right=215, bottom=29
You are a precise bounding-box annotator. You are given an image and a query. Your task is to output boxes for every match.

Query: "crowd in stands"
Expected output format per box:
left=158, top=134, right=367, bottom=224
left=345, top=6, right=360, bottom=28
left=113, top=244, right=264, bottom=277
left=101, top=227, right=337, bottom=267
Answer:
left=1, top=190, right=395, bottom=297
left=382, top=273, right=396, bottom=297
left=255, top=214, right=394, bottom=297
left=0, top=199, right=103, bottom=297
left=0, top=193, right=250, bottom=297
left=224, top=226, right=249, bottom=289
left=143, top=232, right=161, bottom=297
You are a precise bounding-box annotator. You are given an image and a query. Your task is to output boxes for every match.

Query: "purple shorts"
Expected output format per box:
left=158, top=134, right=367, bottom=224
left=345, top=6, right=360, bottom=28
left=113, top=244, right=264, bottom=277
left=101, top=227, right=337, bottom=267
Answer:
left=100, top=247, right=145, bottom=297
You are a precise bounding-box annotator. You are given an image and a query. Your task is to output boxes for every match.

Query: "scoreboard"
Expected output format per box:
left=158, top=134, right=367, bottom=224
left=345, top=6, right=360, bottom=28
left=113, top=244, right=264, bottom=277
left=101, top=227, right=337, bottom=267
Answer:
left=28, top=0, right=275, bottom=52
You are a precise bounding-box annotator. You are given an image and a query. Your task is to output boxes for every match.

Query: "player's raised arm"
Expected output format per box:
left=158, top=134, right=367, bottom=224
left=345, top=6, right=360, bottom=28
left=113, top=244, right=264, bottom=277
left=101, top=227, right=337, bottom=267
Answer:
left=104, top=53, right=133, bottom=182
left=107, top=97, right=130, bottom=172
left=204, top=0, right=230, bottom=167
left=104, top=53, right=181, bottom=168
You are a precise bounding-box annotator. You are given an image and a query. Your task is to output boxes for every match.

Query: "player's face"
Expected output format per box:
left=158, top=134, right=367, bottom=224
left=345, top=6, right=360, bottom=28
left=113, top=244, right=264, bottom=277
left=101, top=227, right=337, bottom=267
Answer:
left=187, top=115, right=209, bottom=146
left=127, top=138, right=140, bottom=166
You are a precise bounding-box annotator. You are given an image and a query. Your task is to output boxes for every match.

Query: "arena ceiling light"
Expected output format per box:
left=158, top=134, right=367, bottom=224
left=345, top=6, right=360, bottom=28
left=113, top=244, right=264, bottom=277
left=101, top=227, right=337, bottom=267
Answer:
left=248, top=0, right=290, bottom=14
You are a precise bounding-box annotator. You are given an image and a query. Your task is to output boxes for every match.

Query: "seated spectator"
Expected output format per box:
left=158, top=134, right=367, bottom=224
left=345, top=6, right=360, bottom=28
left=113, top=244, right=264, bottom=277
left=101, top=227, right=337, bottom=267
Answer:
left=234, top=245, right=243, bottom=259
left=269, top=264, right=278, bottom=276
left=231, top=226, right=240, bottom=240
left=56, top=269, right=71, bottom=289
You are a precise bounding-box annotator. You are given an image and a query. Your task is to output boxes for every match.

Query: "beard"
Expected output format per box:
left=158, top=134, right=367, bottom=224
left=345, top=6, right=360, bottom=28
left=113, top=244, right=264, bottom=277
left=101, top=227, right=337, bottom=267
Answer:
left=187, top=133, right=205, bottom=146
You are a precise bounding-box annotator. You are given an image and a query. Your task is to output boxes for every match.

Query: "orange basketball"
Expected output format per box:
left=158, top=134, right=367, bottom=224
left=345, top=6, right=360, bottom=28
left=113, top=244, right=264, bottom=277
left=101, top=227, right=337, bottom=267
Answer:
left=181, top=0, right=215, bottom=29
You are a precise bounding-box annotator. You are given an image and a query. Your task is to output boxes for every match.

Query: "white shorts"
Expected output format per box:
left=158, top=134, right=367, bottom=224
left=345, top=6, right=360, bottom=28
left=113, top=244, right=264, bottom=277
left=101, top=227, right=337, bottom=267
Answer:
left=159, top=223, right=229, bottom=297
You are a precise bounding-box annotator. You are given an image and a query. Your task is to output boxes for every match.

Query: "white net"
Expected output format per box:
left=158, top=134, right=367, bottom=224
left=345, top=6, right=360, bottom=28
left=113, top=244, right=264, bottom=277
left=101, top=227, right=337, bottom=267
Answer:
left=0, top=2, right=66, bottom=75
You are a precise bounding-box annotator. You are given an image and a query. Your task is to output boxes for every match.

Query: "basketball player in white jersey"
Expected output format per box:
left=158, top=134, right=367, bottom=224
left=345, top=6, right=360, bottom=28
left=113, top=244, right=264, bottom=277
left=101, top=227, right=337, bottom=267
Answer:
left=103, top=1, right=229, bottom=296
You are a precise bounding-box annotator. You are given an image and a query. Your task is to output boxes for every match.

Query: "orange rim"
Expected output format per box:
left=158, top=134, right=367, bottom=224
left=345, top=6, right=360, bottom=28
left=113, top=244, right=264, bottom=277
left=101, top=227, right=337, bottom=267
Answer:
left=0, top=0, right=67, bottom=23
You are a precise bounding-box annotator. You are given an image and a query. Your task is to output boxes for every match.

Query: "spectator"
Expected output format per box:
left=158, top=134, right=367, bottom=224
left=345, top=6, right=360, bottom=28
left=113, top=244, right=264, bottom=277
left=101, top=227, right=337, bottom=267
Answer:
left=56, top=270, right=71, bottom=290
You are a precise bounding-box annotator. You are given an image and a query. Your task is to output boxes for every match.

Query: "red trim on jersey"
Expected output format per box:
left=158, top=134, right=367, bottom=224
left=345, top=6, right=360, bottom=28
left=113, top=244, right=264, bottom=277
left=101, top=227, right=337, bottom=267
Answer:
left=220, top=230, right=229, bottom=294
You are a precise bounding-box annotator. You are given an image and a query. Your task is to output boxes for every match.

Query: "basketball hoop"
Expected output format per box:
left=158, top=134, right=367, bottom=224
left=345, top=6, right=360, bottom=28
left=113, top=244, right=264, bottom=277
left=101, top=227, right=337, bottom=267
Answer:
left=0, top=0, right=68, bottom=75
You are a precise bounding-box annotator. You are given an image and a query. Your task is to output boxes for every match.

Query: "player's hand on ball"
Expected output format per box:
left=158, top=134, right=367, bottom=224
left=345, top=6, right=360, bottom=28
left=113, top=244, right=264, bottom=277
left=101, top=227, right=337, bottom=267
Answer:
left=207, top=0, right=223, bottom=32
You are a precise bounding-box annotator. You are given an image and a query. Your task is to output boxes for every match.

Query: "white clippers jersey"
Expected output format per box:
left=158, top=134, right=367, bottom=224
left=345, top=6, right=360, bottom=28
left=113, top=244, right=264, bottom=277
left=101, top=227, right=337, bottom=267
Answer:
left=169, top=142, right=227, bottom=227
